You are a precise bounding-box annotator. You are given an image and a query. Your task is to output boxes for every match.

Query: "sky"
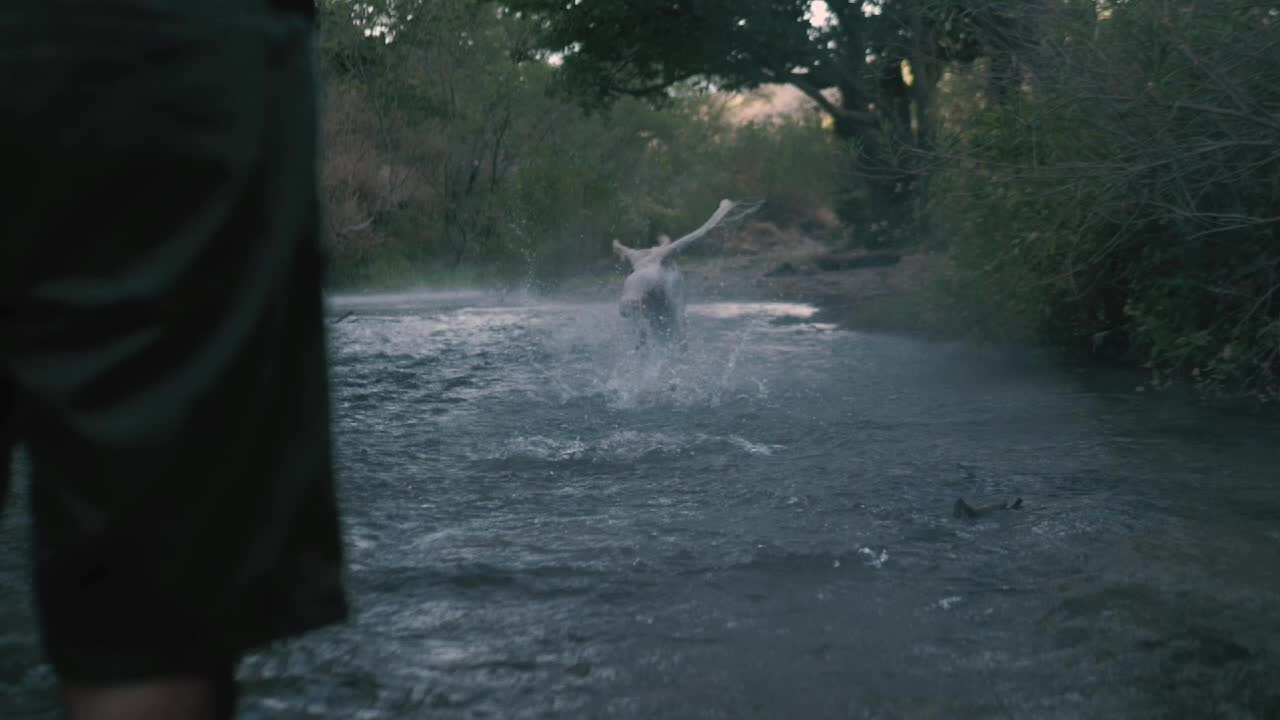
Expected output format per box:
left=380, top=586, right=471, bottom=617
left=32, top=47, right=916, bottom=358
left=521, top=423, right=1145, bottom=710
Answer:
left=809, top=0, right=832, bottom=27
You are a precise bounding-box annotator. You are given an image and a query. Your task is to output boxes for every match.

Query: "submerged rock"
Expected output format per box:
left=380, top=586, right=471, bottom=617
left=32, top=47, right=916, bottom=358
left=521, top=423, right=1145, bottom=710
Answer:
left=814, top=252, right=902, bottom=272
left=953, top=497, right=1023, bottom=519
left=764, top=261, right=812, bottom=277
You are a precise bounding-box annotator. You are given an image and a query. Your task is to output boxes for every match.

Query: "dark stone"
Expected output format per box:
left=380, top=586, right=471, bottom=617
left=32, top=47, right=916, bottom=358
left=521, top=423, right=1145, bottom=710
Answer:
left=814, top=252, right=902, bottom=272
left=764, top=261, right=802, bottom=277
left=953, top=497, right=1023, bottom=519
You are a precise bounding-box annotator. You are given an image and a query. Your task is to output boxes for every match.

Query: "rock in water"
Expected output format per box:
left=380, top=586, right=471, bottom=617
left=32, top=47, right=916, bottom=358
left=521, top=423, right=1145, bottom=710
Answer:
left=953, top=497, right=1023, bottom=519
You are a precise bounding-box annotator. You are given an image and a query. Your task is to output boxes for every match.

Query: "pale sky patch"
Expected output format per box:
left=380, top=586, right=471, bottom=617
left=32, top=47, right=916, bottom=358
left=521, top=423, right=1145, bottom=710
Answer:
left=809, top=0, right=885, bottom=28
left=808, top=0, right=833, bottom=28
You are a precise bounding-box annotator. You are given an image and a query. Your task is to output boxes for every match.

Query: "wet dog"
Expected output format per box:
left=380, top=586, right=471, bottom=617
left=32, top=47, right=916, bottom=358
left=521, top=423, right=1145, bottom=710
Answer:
left=611, top=199, right=738, bottom=347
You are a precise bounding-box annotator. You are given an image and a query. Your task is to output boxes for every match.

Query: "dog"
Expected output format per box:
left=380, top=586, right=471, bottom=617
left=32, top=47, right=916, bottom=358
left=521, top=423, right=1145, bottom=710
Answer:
left=611, top=199, right=739, bottom=347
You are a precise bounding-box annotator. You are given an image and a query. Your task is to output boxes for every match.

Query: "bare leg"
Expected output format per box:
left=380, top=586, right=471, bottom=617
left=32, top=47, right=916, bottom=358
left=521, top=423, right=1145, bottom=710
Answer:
left=63, top=665, right=238, bottom=720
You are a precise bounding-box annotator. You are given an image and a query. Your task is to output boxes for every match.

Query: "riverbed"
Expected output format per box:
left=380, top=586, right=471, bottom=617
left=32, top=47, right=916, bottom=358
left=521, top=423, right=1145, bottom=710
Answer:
left=3, top=291, right=1278, bottom=718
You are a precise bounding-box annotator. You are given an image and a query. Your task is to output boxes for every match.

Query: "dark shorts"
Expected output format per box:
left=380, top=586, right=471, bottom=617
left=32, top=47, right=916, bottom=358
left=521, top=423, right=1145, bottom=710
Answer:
left=0, top=0, right=348, bottom=685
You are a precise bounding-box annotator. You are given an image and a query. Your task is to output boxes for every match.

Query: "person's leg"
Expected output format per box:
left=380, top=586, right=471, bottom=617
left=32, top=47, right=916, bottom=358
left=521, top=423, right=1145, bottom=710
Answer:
left=0, top=2, right=345, bottom=718
left=1, top=379, right=11, bottom=513
left=62, top=665, right=238, bottom=720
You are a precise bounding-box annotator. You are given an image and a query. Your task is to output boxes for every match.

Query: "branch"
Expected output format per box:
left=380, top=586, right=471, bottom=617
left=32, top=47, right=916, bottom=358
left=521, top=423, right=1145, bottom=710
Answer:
left=787, top=75, right=877, bottom=127
left=338, top=216, right=376, bottom=235
left=822, top=1, right=874, bottom=108
left=1173, top=101, right=1280, bottom=134
left=608, top=79, right=674, bottom=98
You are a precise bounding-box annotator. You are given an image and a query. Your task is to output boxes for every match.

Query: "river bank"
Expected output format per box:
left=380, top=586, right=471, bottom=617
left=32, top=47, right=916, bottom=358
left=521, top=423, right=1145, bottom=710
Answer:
left=332, top=227, right=1265, bottom=408
left=553, top=227, right=949, bottom=340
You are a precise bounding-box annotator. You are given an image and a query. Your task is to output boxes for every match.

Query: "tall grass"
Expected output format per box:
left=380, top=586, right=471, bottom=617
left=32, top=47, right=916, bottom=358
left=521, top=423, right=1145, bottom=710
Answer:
left=929, top=0, right=1280, bottom=400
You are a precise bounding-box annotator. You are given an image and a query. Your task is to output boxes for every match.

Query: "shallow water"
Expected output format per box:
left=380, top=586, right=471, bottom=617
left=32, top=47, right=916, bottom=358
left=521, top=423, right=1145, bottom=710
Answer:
left=3, top=291, right=1279, bottom=719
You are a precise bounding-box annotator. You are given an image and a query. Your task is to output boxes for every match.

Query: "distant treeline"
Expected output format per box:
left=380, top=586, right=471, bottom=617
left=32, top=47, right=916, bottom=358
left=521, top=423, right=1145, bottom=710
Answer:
left=315, top=1, right=1278, bottom=400
left=313, top=0, right=848, bottom=289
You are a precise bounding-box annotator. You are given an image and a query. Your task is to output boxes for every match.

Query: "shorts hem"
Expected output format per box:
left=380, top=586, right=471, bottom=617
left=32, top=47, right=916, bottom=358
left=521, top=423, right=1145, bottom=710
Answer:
left=46, top=598, right=350, bottom=687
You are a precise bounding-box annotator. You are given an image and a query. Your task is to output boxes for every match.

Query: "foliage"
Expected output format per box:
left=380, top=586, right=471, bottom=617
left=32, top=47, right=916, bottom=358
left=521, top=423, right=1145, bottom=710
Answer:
left=931, top=0, right=1280, bottom=400
left=312, top=0, right=1280, bottom=401
left=500, top=0, right=1027, bottom=231
left=313, top=0, right=845, bottom=287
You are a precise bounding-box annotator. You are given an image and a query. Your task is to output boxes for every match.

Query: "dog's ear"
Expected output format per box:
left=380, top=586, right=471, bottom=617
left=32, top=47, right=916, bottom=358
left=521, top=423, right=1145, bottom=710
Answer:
left=613, top=239, right=638, bottom=266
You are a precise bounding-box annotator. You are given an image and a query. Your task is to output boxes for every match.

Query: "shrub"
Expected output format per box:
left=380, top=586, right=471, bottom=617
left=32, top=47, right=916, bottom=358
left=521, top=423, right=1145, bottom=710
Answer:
left=931, top=0, right=1280, bottom=400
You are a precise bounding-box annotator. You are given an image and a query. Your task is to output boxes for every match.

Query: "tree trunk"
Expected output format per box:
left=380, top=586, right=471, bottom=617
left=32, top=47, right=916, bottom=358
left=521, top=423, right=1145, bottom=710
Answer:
left=987, top=47, right=1018, bottom=108
left=829, top=83, right=919, bottom=244
left=829, top=114, right=916, bottom=246
left=816, top=0, right=950, bottom=242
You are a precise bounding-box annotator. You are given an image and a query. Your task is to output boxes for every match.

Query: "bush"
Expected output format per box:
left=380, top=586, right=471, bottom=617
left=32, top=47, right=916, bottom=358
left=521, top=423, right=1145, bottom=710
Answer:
left=313, top=1, right=849, bottom=291
left=931, top=0, right=1280, bottom=400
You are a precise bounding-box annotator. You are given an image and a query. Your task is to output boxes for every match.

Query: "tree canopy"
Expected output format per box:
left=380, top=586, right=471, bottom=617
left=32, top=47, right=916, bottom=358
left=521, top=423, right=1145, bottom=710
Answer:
left=501, top=0, right=1026, bottom=228
left=312, top=0, right=1280, bottom=399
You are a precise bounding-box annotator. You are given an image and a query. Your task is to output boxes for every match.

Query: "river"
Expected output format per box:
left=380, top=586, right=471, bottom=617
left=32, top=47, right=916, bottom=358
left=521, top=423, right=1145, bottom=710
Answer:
left=3, top=291, right=1278, bottom=718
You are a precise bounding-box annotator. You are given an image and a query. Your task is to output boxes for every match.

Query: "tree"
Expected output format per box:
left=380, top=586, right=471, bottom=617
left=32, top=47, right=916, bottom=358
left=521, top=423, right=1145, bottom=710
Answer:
left=501, top=0, right=1013, bottom=237
left=312, top=0, right=862, bottom=285
left=315, top=0, right=570, bottom=269
left=933, top=0, right=1280, bottom=399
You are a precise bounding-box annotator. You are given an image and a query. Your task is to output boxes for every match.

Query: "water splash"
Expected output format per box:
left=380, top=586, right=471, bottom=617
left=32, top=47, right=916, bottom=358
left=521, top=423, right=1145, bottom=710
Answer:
left=858, top=546, right=890, bottom=568
left=477, top=430, right=786, bottom=464
left=327, top=296, right=822, bottom=413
